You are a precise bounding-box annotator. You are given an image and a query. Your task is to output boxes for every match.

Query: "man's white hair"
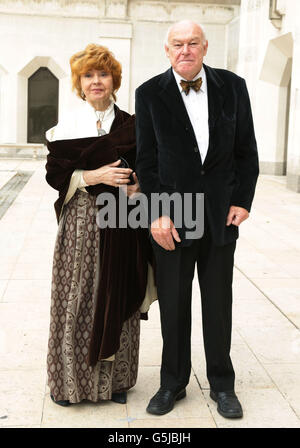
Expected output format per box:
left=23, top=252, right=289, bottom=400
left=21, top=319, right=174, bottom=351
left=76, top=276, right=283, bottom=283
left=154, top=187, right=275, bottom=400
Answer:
left=164, top=20, right=207, bottom=47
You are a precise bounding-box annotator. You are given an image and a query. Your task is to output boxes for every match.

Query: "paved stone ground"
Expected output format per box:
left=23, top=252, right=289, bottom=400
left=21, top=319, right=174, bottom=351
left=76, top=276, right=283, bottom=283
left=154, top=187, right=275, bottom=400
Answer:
left=0, top=159, right=299, bottom=428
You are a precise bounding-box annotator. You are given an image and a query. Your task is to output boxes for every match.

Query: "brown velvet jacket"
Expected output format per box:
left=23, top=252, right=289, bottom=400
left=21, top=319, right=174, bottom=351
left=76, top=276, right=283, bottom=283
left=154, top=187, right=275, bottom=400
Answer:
left=45, top=106, right=152, bottom=366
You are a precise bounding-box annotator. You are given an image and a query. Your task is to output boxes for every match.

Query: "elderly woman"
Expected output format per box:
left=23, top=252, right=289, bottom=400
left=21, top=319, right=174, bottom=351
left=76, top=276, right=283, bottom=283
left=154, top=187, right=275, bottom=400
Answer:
left=45, top=44, right=155, bottom=406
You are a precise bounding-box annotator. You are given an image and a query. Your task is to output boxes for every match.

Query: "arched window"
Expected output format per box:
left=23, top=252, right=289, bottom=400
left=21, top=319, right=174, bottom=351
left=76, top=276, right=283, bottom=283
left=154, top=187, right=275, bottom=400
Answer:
left=27, top=67, right=58, bottom=143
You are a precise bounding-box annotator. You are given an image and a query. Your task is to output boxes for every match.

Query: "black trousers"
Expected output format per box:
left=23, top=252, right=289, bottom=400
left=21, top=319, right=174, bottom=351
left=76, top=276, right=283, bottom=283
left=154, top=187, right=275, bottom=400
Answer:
left=151, top=227, right=236, bottom=393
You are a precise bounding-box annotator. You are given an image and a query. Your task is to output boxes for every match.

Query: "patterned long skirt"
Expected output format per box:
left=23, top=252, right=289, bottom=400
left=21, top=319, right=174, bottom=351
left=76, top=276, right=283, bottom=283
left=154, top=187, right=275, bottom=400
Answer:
left=47, top=190, right=140, bottom=403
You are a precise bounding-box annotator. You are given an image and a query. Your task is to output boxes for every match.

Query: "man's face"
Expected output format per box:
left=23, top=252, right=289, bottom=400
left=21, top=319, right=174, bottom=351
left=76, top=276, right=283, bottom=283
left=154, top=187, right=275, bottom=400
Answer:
left=165, top=23, right=208, bottom=81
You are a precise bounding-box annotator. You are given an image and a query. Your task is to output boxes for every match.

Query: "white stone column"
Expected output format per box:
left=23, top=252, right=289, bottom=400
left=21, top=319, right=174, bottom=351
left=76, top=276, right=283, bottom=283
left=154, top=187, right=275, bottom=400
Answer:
left=237, top=0, right=295, bottom=176
left=0, top=72, right=19, bottom=143
left=97, top=21, right=132, bottom=112
left=0, top=65, right=9, bottom=143
left=257, top=32, right=293, bottom=175
left=286, top=5, right=300, bottom=192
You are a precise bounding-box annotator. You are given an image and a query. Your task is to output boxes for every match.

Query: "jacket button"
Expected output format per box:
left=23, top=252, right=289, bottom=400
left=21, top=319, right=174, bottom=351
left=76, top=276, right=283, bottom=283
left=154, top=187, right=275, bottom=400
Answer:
left=200, top=170, right=205, bottom=175
left=194, top=146, right=198, bottom=152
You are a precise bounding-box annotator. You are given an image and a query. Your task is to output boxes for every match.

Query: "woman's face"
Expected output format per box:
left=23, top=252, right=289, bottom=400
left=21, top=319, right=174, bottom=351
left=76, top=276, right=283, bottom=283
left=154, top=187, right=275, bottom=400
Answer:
left=80, top=68, right=114, bottom=106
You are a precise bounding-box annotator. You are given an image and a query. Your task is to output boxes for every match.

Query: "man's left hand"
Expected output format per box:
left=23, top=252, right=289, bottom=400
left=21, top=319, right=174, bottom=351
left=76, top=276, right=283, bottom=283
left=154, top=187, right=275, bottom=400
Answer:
left=226, top=206, right=249, bottom=227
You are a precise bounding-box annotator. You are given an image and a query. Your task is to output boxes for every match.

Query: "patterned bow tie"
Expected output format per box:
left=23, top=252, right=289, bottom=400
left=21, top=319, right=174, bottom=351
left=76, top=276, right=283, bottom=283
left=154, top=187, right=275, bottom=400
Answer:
left=180, top=78, right=203, bottom=95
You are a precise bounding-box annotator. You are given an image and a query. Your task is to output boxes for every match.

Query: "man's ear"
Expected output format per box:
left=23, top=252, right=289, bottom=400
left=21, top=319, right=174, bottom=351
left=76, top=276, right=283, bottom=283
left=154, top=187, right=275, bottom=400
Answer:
left=203, top=41, right=208, bottom=56
left=164, top=44, right=170, bottom=58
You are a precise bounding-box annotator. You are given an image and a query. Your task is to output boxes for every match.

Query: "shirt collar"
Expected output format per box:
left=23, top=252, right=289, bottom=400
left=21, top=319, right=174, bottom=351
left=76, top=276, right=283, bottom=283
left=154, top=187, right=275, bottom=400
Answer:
left=173, top=66, right=207, bottom=94
left=84, top=99, right=115, bottom=122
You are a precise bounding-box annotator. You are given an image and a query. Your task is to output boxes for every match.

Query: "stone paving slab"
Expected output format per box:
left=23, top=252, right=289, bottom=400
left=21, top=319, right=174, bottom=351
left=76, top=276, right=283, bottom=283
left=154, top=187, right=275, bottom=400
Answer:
left=0, top=162, right=299, bottom=428
left=0, top=171, right=16, bottom=190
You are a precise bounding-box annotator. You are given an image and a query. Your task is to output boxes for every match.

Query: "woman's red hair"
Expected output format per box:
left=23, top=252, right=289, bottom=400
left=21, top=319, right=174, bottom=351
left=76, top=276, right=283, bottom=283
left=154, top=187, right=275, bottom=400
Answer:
left=70, top=43, right=122, bottom=101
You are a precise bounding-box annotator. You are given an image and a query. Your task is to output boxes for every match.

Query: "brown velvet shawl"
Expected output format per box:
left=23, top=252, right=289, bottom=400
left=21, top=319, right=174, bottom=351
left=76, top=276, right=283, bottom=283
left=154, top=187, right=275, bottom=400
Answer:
left=45, top=105, right=152, bottom=366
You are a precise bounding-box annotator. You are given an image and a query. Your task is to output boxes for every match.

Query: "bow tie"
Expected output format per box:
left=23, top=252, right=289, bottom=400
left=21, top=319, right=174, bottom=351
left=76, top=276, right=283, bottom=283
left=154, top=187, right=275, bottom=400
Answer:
left=180, top=78, right=203, bottom=95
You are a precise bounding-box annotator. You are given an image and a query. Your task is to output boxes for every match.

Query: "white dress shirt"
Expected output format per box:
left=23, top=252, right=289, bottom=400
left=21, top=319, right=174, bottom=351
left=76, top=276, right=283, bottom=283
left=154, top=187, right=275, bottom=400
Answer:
left=173, top=67, right=209, bottom=163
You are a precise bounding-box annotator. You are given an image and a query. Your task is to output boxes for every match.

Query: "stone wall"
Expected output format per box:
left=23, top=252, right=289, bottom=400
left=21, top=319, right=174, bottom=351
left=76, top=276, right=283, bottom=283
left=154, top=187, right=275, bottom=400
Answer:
left=237, top=0, right=300, bottom=191
left=0, top=0, right=240, bottom=144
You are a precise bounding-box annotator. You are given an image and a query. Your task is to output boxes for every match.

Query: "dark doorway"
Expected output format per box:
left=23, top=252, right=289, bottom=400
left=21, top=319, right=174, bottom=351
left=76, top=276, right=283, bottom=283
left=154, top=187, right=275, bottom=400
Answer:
left=27, top=67, right=58, bottom=143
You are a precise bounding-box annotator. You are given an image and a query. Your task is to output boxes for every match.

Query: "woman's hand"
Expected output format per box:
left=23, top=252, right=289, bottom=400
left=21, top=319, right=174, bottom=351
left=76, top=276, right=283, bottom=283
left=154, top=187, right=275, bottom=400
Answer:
left=83, top=159, right=133, bottom=187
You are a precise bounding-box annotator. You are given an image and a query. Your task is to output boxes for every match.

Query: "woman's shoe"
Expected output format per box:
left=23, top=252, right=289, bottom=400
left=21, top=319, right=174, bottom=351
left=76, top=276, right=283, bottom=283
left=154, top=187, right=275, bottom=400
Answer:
left=111, top=392, right=127, bottom=404
left=50, top=394, right=70, bottom=407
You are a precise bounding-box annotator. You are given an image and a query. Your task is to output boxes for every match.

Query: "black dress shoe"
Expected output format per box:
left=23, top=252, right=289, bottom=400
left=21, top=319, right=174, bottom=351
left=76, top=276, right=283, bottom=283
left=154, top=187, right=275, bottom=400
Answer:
left=111, top=392, right=127, bottom=404
left=210, top=390, right=243, bottom=419
left=50, top=394, right=70, bottom=407
left=146, top=387, right=186, bottom=415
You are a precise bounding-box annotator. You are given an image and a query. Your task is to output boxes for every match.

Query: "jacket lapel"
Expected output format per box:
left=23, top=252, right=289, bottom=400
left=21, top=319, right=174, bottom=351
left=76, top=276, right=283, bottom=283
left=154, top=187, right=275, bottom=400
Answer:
left=157, top=68, right=195, bottom=132
left=204, top=64, right=225, bottom=127
left=203, top=64, right=225, bottom=166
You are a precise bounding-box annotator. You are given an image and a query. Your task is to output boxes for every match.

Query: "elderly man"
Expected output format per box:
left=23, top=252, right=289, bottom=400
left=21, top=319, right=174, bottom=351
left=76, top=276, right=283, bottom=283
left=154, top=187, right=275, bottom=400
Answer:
left=135, top=20, right=259, bottom=418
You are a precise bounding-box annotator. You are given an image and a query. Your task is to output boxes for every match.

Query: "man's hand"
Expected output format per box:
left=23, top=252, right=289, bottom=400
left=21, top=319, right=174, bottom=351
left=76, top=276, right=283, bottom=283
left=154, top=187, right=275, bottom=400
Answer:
left=151, top=216, right=181, bottom=250
left=226, top=206, right=249, bottom=227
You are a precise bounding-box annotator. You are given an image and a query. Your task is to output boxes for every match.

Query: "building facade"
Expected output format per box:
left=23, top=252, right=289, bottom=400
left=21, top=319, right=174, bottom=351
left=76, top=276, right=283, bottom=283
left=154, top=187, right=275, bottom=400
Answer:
left=237, top=0, right=300, bottom=192
left=0, top=0, right=299, bottom=191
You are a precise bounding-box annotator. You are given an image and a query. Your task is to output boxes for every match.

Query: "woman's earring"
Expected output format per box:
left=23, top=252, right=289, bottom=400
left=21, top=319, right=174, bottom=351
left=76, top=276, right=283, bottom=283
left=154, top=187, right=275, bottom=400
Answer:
left=81, top=90, right=86, bottom=100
